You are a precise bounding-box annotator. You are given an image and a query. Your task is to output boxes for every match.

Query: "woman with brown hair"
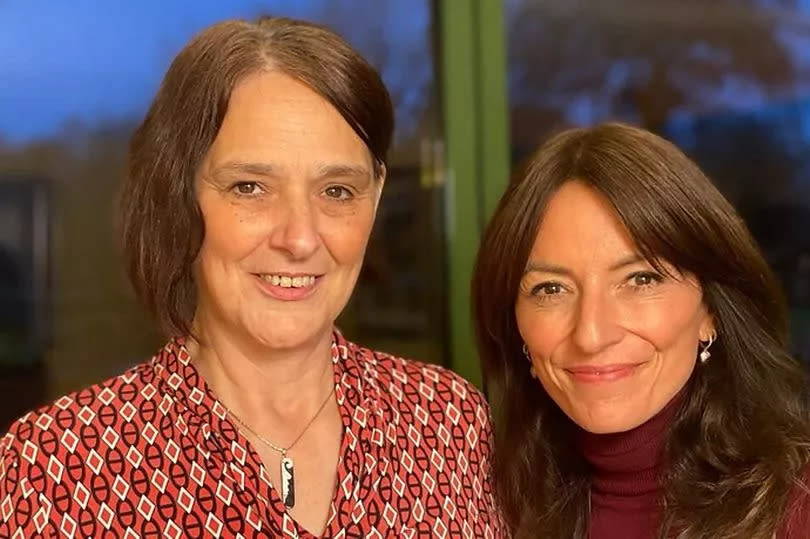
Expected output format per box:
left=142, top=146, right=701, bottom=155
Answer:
left=0, top=16, right=501, bottom=537
left=473, top=122, right=810, bottom=538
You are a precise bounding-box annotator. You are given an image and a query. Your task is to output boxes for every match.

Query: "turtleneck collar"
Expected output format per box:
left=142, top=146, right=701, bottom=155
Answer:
left=576, top=391, right=683, bottom=502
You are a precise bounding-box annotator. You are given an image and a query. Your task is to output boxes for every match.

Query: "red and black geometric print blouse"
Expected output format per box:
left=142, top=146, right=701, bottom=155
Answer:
left=0, top=331, right=503, bottom=538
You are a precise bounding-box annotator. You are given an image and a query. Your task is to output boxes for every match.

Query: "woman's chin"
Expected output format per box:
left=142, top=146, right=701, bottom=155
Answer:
left=565, top=401, right=648, bottom=434
left=242, top=316, right=330, bottom=351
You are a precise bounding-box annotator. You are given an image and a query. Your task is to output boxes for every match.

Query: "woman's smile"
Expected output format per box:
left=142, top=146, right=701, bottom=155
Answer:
left=563, top=361, right=647, bottom=384
left=252, top=272, right=323, bottom=301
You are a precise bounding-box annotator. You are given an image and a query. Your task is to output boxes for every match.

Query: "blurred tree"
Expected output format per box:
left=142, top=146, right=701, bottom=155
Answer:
left=507, top=0, right=798, bottom=144
left=666, top=106, right=804, bottom=210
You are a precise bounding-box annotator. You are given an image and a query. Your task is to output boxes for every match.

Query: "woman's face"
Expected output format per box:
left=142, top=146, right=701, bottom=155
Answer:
left=193, top=70, right=382, bottom=351
left=515, top=181, right=713, bottom=434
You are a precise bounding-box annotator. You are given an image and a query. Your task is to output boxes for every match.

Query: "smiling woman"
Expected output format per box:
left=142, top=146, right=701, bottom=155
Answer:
left=0, top=16, right=501, bottom=538
left=515, top=180, right=713, bottom=436
left=473, top=123, right=810, bottom=538
left=191, top=70, right=381, bottom=356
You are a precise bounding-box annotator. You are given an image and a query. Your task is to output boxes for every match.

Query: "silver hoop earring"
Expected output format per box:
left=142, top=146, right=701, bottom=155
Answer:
left=699, top=333, right=716, bottom=364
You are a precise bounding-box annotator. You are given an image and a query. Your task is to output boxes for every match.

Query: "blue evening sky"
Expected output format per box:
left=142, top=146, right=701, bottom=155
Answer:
left=0, top=0, right=429, bottom=145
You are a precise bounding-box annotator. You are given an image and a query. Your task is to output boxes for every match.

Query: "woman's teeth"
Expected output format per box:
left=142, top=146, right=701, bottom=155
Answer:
left=261, top=275, right=316, bottom=288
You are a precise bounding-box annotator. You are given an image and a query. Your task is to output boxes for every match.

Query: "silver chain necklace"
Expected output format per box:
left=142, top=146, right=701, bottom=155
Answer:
left=223, top=386, right=335, bottom=509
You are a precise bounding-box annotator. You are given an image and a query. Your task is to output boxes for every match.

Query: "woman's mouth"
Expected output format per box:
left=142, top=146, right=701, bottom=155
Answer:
left=564, top=363, right=643, bottom=383
left=258, top=274, right=317, bottom=288
left=252, top=273, right=321, bottom=300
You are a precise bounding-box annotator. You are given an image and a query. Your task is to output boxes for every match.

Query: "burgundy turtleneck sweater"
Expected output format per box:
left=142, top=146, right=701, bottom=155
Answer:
left=575, top=396, right=810, bottom=539
left=576, top=396, right=678, bottom=539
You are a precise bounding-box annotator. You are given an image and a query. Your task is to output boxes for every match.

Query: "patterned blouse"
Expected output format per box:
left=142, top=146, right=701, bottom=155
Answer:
left=0, top=332, right=502, bottom=538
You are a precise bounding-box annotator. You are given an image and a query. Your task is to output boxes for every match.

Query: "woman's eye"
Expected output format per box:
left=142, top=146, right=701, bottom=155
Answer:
left=631, top=272, right=662, bottom=287
left=324, top=185, right=353, bottom=200
left=532, top=282, right=563, bottom=296
left=233, top=182, right=260, bottom=195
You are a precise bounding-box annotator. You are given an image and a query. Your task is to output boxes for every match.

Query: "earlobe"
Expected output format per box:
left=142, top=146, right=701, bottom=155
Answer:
left=699, top=326, right=715, bottom=343
left=698, top=309, right=715, bottom=342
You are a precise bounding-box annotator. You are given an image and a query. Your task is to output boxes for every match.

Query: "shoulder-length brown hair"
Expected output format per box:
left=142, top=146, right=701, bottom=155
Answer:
left=473, top=122, right=810, bottom=538
left=120, top=16, right=394, bottom=337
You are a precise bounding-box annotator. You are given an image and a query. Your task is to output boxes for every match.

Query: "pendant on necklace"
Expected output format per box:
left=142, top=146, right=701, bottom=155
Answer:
left=281, top=456, right=296, bottom=509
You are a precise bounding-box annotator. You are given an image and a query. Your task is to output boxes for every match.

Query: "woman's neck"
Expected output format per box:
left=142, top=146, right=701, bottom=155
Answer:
left=576, top=391, right=684, bottom=501
left=187, top=319, right=336, bottom=442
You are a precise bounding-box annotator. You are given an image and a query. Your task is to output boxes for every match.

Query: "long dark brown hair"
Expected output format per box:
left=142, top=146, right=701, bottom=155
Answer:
left=120, top=16, right=393, bottom=337
left=473, top=123, right=810, bottom=538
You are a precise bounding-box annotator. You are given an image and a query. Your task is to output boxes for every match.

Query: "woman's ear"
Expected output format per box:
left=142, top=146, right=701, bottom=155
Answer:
left=698, top=312, right=716, bottom=342
left=373, top=163, right=386, bottom=211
